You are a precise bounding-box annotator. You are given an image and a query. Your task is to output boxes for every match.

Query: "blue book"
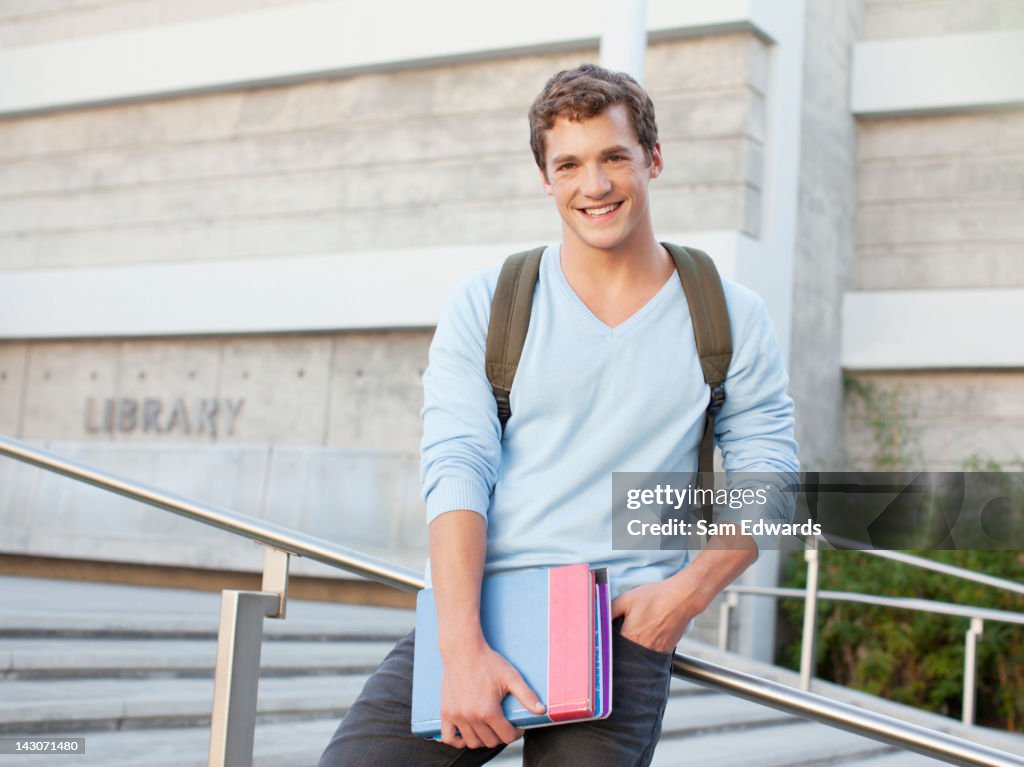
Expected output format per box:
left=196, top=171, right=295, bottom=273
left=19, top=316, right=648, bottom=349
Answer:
left=411, top=564, right=612, bottom=738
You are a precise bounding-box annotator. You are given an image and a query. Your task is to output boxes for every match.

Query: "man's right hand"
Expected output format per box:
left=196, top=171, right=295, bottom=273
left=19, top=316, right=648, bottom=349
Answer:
left=429, top=510, right=543, bottom=748
left=439, top=638, right=545, bottom=749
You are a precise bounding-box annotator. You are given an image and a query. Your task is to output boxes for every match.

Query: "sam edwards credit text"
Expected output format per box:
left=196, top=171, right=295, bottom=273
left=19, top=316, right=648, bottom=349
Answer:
left=626, top=519, right=823, bottom=538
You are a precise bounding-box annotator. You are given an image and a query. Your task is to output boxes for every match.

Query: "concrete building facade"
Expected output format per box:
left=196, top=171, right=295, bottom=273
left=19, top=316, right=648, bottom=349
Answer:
left=0, top=0, right=1021, bottom=651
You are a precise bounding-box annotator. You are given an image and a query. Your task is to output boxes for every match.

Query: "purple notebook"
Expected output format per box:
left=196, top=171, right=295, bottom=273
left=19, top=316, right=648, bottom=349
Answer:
left=596, top=578, right=612, bottom=715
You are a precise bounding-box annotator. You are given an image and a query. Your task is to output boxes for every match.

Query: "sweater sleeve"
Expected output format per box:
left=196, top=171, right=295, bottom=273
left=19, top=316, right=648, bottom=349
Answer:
left=713, top=284, right=800, bottom=552
left=420, top=270, right=503, bottom=525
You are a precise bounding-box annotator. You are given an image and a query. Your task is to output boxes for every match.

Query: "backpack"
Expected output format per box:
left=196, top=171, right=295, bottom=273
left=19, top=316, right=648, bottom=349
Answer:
left=484, top=242, right=732, bottom=493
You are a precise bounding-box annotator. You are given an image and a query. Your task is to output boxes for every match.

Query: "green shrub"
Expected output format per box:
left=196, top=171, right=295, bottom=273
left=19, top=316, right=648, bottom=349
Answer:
left=778, top=550, right=1024, bottom=731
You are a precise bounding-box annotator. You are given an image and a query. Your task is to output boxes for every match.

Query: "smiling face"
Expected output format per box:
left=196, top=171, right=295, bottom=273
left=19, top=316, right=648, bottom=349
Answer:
left=540, top=104, right=663, bottom=257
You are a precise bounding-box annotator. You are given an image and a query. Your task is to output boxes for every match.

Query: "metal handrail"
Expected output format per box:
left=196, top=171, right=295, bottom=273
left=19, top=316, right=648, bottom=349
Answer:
left=721, top=542, right=1023, bottom=727
left=728, top=585, right=1024, bottom=626
left=0, top=435, right=422, bottom=593
left=854, top=547, right=1024, bottom=597
left=721, top=582, right=1024, bottom=722
left=1, top=435, right=1022, bottom=767
left=676, top=655, right=1022, bottom=767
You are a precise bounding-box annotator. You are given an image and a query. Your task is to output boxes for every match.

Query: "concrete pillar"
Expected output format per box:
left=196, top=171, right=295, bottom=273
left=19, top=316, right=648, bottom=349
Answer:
left=599, top=0, right=648, bottom=82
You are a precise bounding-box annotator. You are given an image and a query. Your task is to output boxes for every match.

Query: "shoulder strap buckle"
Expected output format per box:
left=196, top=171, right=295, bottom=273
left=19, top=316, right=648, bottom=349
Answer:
left=708, top=383, right=726, bottom=416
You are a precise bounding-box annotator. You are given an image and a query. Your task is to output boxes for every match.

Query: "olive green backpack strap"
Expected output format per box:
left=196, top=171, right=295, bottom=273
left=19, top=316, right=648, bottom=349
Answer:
left=663, top=242, right=733, bottom=481
left=485, top=246, right=545, bottom=431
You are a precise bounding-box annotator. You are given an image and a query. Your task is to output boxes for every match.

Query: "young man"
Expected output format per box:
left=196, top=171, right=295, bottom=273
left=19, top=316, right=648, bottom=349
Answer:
left=319, top=63, right=798, bottom=767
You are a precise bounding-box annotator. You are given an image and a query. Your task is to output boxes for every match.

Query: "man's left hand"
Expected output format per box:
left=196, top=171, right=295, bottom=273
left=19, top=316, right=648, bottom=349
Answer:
left=610, top=578, right=703, bottom=653
left=611, top=536, right=759, bottom=653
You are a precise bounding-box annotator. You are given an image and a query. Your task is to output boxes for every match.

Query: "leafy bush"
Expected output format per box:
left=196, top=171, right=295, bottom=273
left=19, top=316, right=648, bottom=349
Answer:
left=777, top=550, right=1024, bottom=731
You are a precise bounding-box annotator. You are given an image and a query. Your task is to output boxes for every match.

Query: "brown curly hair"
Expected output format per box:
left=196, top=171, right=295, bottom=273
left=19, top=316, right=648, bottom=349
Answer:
left=528, top=63, right=659, bottom=174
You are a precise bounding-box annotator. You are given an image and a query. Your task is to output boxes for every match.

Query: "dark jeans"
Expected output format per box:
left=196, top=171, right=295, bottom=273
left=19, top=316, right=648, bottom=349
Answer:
left=318, top=622, right=674, bottom=767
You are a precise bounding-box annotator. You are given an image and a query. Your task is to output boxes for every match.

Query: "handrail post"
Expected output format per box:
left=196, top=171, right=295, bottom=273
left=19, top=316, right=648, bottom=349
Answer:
left=718, top=590, right=740, bottom=651
left=963, top=617, right=984, bottom=726
left=261, top=545, right=290, bottom=618
left=800, top=539, right=820, bottom=691
left=207, top=547, right=290, bottom=767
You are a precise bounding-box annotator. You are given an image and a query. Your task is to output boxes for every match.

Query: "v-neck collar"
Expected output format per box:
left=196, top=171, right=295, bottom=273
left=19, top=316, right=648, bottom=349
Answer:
left=549, top=243, right=679, bottom=338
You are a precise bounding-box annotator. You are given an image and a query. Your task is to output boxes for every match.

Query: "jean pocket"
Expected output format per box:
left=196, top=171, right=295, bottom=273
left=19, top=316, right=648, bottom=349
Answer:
left=615, top=631, right=675, bottom=661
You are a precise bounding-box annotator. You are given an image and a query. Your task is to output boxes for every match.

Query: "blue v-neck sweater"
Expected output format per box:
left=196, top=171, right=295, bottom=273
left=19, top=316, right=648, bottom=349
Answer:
left=421, top=244, right=799, bottom=597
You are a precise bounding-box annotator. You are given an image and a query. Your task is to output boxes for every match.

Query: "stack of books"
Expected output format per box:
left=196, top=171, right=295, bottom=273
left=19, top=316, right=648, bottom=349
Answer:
left=412, top=563, right=613, bottom=737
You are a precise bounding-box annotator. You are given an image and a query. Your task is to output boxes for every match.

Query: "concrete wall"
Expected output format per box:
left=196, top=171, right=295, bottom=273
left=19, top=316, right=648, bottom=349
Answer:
left=0, top=35, right=764, bottom=271
left=0, top=440, right=426, bottom=576
left=788, top=0, right=862, bottom=470
left=0, top=331, right=430, bottom=576
left=844, top=0, right=1024, bottom=470
left=844, top=372, right=1024, bottom=471
left=856, top=111, right=1024, bottom=290
left=0, top=30, right=769, bottom=576
left=0, top=0, right=298, bottom=47
left=0, top=332, right=431, bottom=450
left=861, top=0, right=1024, bottom=39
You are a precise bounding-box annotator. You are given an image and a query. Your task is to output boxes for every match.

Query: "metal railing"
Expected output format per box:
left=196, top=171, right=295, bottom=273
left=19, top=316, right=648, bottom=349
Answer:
left=2, top=435, right=1022, bottom=767
left=719, top=540, right=1024, bottom=725
left=855, top=548, right=1024, bottom=596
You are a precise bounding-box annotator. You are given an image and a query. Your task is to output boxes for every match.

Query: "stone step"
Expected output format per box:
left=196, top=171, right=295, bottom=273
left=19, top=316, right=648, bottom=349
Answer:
left=675, top=640, right=1024, bottom=757
left=1, top=656, right=1010, bottom=767
left=658, top=690, right=798, bottom=737
left=836, top=751, right=947, bottom=766
left=2, top=658, right=716, bottom=735
left=2, top=576, right=1019, bottom=767
left=0, top=718, right=341, bottom=767
left=0, top=638, right=395, bottom=679
left=0, top=606, right=414, bottom=641
left=0, top=717, right=964, bottom=767
left=0, top=576, right=415, bottom=641
left=0, top=687, right=800, bottom=767
left=649, top=719, right=894, bottom=767
left=0, top=674, right=367, bottom=734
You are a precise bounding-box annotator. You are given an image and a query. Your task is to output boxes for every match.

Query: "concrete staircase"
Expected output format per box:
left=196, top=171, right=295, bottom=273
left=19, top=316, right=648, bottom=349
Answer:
left=1, top=576, right=1020, bottom=767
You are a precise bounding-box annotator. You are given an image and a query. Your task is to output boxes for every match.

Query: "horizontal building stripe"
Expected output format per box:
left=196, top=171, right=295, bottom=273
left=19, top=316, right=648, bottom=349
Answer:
left=0, top=232, right=754, bottom=339
left=841, top=289, right=1024, bottom=370
left=0, top=0, right=775, bottom=117
left=851, top=30, right=1024, bottom=116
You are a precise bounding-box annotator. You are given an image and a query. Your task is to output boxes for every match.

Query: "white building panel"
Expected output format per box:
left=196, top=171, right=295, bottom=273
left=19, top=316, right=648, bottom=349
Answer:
left=842, top=289, right=1024, bottom=369
left=852, top=30, right=1024, bottom=116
